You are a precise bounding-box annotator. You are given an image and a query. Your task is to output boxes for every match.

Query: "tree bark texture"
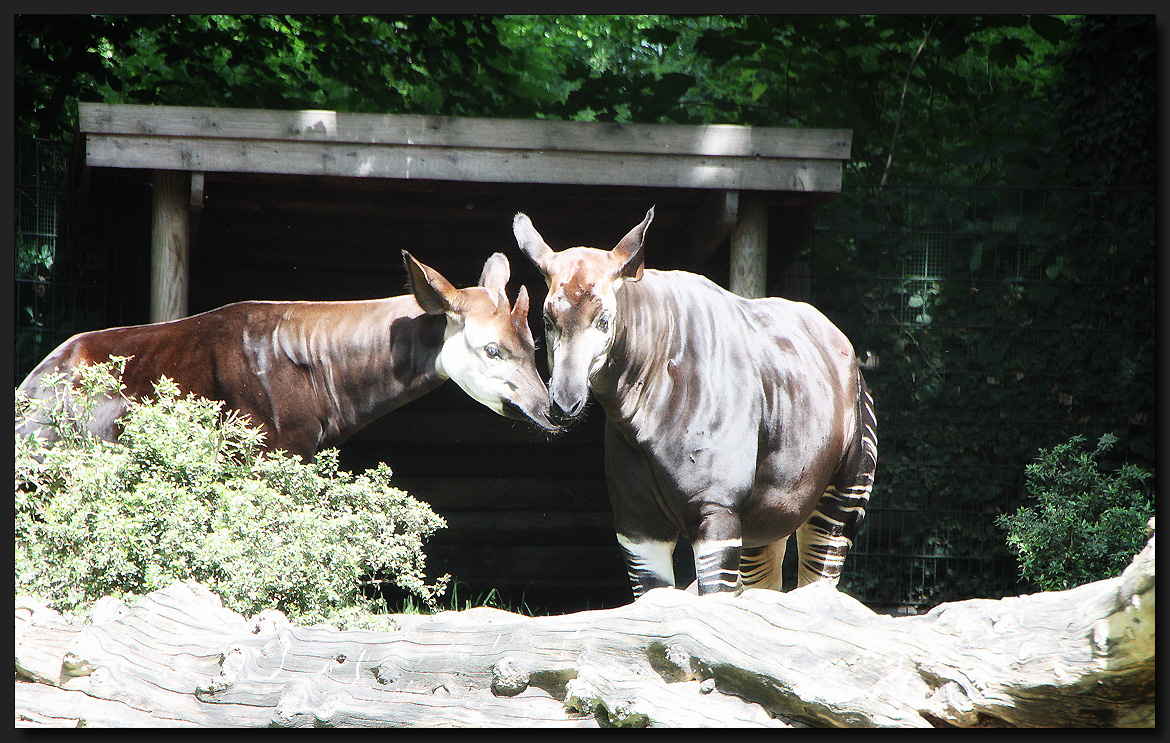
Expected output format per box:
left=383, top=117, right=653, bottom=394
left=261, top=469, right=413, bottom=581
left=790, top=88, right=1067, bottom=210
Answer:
left=15, top=530, right=1154, bottom=728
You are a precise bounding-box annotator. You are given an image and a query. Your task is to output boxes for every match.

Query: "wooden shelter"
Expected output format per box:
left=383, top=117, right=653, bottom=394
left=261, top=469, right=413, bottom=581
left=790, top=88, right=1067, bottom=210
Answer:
left=77, top=102, right=851, bottom=613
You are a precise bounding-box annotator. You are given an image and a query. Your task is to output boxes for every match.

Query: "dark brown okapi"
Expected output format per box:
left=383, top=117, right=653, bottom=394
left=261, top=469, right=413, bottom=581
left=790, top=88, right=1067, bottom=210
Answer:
left=514, top=207, right=877, bottom=598
left=17, top=251, right=556, bottom=460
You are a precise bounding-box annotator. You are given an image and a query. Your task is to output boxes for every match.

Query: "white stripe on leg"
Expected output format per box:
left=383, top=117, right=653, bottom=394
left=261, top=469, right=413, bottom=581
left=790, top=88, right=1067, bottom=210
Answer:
left=693, top=538, right=741, bottom=593
left=616, top=534, right=676, bottom=597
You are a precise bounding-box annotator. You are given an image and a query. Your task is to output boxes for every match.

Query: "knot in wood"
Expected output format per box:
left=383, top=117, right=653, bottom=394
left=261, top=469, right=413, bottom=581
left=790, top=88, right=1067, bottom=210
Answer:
left=61, top=651, right=96, bottom=678
left=491, top=657, right=531, bottom=696
left=647, top=640, right=699, bottom=683
left=372, top=660, right=402, bottom=685
left=198, top=645, right=248, bottom=696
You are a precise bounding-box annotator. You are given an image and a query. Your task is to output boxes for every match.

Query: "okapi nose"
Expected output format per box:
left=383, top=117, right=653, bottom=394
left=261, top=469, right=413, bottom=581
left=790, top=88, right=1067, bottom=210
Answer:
left=550, top=395, right=586, bottom=423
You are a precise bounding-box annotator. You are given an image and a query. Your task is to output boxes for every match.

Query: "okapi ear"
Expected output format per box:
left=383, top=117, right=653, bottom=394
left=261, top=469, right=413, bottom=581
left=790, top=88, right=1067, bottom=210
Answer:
left=513, top=213, right=555, bottom=276
left=510, top=284, right=536, bottom=347
left=403, top=250, right=462, bottom=316
left=612, top=206, right=654, bottom=282
left=478, top=252, right=511, bottom=306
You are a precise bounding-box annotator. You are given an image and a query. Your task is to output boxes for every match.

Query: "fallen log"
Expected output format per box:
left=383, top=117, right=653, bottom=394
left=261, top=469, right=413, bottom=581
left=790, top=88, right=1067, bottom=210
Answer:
left=15, top=527, right=1154, bottom=728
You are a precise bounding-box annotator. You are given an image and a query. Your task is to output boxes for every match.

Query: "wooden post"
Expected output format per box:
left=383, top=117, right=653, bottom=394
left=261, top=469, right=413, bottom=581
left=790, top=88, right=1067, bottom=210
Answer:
left=730, top=195, right=768, bottom=298
left=150, top=170, right=190, bottom=322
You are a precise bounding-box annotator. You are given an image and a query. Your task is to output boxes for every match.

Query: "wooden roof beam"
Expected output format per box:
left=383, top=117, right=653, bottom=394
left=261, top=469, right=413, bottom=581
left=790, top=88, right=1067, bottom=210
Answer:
left=79, top=103, right=851, bottom=194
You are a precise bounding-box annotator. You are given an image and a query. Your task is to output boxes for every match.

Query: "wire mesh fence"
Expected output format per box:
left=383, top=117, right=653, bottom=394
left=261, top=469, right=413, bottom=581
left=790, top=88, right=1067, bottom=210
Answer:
left=808, top=184, right=1155, bottom=611
left=14, top=138, right=151, bottom=385
left=15, top=138, right=75, bottom=383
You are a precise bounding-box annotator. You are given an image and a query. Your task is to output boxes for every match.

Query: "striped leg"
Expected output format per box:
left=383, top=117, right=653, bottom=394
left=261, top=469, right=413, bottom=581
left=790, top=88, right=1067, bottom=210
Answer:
left=691, top=509, right=743, bottom=595
left=796, top=375, right=877, bottom=586
left=738, top=538, right=788, bottom=591
left=693, top=539, right=742, bottom=594
left=615, top=534, right=676, bottom=599
left=795, top=486, right=866, bottom=586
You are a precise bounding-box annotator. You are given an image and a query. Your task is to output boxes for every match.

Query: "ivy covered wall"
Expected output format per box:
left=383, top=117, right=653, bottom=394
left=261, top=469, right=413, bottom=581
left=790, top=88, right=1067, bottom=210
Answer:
left=810, top=184, right=1154, bottom=607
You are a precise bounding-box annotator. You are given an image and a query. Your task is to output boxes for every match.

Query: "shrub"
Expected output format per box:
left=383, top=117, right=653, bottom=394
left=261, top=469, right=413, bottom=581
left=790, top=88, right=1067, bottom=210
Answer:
left=996, top=433, right=1153, bottom=592
left=15, top=359, right=449, bottom=628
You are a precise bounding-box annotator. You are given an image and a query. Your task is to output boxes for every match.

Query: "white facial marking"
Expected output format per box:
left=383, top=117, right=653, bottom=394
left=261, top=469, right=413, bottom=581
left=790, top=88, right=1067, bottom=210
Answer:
left=437, top=315, right=511, bottom=415
left=585, top=288, right=618, bottom=380
left=546, top=285, right=619, bottom=383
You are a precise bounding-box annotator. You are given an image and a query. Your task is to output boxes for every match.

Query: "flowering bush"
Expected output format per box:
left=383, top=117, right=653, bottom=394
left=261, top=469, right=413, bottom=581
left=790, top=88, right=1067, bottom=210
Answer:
left=15, top=359, right=448, bottom=628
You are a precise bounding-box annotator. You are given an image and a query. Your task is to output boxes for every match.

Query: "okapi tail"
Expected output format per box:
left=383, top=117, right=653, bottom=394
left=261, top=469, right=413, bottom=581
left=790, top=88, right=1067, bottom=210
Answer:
left=794, top=368, right=878, bottom=587
left=850, top=370, right=878, bottom=537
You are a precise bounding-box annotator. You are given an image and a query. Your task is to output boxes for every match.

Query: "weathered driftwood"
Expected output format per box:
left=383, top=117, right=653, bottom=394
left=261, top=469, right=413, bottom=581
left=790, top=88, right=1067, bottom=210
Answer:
left=15, top=528, right=1153, bottom=728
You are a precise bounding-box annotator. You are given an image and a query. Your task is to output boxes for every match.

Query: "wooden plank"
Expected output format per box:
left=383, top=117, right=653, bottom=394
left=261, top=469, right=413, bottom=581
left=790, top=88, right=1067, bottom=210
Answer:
left=188, top=172, right=205, bottom=250
left=80, top=103, right=852, bottom=161
left=681, top=189, right=738, bottom=270
left=86, top=135, right=844, bottom=193
left=338, top=440, right=605, bottom=480
left=425, top=544, right=627, bottom=582
left=351, top=407, right=564, bottom=445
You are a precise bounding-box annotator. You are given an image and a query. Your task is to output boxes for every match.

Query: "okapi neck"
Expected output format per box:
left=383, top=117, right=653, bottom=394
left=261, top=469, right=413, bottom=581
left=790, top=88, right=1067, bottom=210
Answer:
left=591, top=274, right=680, bottom=421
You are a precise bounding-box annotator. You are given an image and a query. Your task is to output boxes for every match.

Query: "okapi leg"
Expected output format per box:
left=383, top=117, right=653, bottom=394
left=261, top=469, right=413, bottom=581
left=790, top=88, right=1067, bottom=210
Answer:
left=739, top=538, right=788, bottom=591
left=796, top=373, right=877, bottom=586
left=691, top=510, right=743, bottom=595
left=795, top=485, right=866, bottom=586
left=693, top=540, right=742, bottom=594
left=615, top=534, right=676, bottom=599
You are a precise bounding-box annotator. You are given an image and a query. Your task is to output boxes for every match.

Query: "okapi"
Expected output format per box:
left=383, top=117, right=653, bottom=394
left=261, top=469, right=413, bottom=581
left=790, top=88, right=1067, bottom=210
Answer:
left=514, top=207, right=877, bottom=598
left=16, top=251, right=557, bottom=460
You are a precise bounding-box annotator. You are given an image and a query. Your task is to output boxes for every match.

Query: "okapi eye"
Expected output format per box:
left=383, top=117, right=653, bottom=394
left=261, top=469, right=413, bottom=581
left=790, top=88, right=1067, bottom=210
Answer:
left=596, top=315, right=610, bottom=333
left=485, top=343, right=504, bottom=360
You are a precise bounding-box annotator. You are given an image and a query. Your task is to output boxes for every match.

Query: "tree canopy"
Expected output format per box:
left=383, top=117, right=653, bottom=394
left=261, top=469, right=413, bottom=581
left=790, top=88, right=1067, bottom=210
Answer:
left=14, top=15, right=1155, bottom=188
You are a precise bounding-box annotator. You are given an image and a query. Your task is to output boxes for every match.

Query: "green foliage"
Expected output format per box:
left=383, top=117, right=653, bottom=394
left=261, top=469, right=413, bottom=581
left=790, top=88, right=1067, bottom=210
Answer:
left=392, top=582, right=534, bottom=617
left=996, top=434, right=1153, bottom=592
left=16, top=14, right=1079, bottom=184
left=821, top=181, right=1153, bottom=607
left=1050, top=16, right=1155, bottom=188
left=15, top=359, right=449, bottom=628
left=16, top=14, right=1152, bottom=191
left=16, top=15, right=549, bottom=139
left=16, top=237, right=55, bottom=278
left=13, top=15, right=1149, bottom=190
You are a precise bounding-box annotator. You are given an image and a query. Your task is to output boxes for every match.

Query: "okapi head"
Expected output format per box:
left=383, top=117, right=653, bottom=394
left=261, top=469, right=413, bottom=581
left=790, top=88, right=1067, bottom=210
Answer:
left=512, top=207, right=654, bottom=421
left=403, top=250, right=558, bottom=433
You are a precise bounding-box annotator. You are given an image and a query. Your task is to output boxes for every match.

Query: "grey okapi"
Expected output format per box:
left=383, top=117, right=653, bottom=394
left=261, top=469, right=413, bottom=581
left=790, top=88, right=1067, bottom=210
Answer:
left=514, top=207, right=877, bottom=598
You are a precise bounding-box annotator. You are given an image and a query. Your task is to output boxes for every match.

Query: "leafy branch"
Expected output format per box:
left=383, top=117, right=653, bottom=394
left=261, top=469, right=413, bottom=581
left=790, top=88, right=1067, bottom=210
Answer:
left=880, top=15, right=938, bottom=188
